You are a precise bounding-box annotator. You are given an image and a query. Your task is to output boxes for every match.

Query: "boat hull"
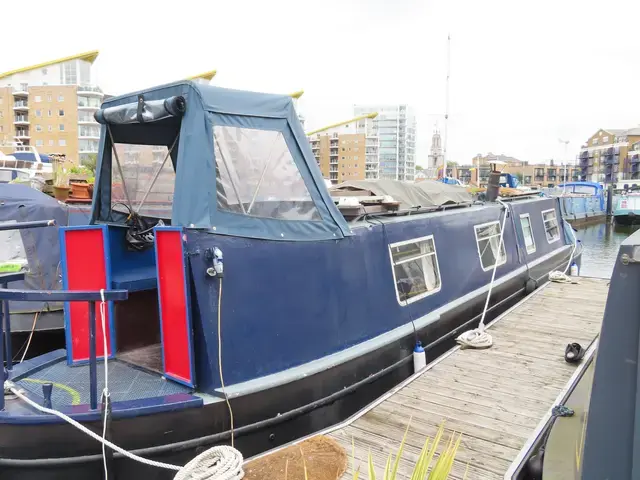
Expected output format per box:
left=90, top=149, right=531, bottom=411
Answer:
left=614, top=212, right=640, bottom=225
left=0, top=245, right=579, bottom=479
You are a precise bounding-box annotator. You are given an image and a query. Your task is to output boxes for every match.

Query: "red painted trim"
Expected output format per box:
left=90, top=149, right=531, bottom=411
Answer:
left=156, top=230, right=192, bottom=385
left=63, top=228, right=112, bottom=362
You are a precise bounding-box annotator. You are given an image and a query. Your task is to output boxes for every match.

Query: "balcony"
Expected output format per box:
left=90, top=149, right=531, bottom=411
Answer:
left=631, top=154, right=640, bottom=164
left=15, top=130, right=30, bottom=139
left=534, top=176, right=545, bottom=182
left=605, top=156, right=617, bottom=165
left=13, top=101, right=28, bottom=111
left=77, top=85, right=104, bottom=97
left=12, top=84, right=28, bottom=96
left=77, top=98, right=101, bottom=110
left=13, top=116, right=29, bottom=125
left=78, top=115, right=98, bottom=125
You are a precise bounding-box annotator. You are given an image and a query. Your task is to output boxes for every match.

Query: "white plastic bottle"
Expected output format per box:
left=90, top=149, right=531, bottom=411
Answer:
left=413, top=341, right=426, bottom=372
left=570, top=262, right=578, bottom=276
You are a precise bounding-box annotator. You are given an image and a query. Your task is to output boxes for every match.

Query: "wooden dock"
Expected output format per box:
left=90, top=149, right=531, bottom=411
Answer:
left=322, top=277, right=609, bottom=479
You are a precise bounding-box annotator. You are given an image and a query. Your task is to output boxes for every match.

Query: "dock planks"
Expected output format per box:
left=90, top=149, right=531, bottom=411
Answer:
left=326, top=277, right=609, bottom=479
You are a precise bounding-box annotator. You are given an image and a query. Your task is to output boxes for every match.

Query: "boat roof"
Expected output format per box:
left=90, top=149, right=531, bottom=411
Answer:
left=557, top=181, right=601, bottom=189
left=330, top=179, right=472, bottom=210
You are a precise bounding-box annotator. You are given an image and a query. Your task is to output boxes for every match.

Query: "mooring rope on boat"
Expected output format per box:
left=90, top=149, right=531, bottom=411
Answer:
left=456, top=199, right=510, bottom=349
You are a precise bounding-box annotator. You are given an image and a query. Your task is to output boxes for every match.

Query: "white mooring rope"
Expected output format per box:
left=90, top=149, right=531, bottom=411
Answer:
left=456, top=201, right=510, bottom=349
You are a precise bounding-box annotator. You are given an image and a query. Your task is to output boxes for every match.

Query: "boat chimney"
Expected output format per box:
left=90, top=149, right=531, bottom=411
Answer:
left=486, top=161, right=500, bottom=202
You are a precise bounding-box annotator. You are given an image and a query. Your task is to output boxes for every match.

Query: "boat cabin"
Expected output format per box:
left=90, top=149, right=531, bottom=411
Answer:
left=59, top=81, right=351, bottom=387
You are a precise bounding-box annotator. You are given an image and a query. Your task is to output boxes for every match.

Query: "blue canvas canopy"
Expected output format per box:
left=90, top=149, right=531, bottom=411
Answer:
left=0, top=184, right=67, bottom=313
left=91, top=81, right=352, bottom=241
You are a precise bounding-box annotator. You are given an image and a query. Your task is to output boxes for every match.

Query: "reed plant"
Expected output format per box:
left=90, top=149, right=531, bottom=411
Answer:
left=351, top=421, right=464, bottom=480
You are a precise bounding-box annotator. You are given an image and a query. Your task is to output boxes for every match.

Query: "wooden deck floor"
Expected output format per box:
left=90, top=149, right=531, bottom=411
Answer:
left=326, top=277, right=609, bottom=480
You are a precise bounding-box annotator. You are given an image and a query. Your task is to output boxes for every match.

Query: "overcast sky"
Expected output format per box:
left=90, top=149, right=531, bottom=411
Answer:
left=4, top=0, right=639, bottom=166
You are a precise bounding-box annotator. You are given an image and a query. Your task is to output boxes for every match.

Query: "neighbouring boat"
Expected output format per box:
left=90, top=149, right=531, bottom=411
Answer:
left=613, top=191, right=640, bottom=225
left=0, top=81, right=582, bottom=479
left=0, top=184, right=83, bottom=360
left=544, top=181, right=607, bottom=225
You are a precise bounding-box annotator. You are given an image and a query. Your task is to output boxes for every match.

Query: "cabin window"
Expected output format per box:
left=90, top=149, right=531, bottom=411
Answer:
left=389, top=235, right=441, bottom=305
left=474, top=221, right=507, bottom=271
left=520, top=214, right=536, bottom=254
left=111, top=144, right=175, bottom=219
left=213, top=125, right=320, bottom=221
left=542, top=209, right=560, bottom=243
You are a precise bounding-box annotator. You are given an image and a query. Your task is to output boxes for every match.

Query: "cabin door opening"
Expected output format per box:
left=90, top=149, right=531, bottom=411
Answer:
left=115, top=290, right=163, bottom=373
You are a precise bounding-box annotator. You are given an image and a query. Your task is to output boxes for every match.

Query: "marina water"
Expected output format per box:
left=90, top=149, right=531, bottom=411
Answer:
left=576, top=221, right=640, bottom=278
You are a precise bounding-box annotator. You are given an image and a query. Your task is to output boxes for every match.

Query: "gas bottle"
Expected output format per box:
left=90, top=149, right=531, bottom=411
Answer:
left=570, top=262, right=578, bottom=276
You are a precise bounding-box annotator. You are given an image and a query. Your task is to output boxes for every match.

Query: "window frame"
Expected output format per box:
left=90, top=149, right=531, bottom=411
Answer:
left=519, top=213, right=536, bottom=254
left=541, top=208, right=560, bottom=244
left=388, top=234, right=442, bottom=306
left=474, top=220, right=507, bottom=272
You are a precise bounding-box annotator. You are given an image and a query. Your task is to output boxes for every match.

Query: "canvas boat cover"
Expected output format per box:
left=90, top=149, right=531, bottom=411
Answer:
left=331, top=179, right=472, bottom=210
left=0, top=184, right=68, bottom=314
left=92, top=81, right=353, bottom=242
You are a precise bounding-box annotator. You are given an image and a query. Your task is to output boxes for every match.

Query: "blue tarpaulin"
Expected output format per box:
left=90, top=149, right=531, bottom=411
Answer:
left=0, top=184, right=67, bottom=313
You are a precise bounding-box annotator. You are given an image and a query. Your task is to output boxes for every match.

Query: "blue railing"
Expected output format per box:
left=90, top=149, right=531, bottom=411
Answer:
left=0, top=220, right=128, bottom=411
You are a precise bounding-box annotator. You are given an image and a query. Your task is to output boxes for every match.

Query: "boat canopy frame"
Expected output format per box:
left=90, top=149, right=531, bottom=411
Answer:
left=91, top=81, right=352, bottom=241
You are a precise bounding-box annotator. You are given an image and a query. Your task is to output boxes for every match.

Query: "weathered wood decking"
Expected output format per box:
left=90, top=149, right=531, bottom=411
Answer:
left=326, top=277, right=609, bottom=480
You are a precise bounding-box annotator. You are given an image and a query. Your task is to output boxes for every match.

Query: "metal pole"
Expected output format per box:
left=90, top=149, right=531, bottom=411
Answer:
left=0, top=220, right=55, bottom=231
left=2, top=283, right=11, bottom=372
left=88, top=301, right=97, bottom=410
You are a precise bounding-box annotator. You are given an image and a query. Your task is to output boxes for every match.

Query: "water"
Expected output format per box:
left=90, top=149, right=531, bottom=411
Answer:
left=575, top=221, right=640, bottom=279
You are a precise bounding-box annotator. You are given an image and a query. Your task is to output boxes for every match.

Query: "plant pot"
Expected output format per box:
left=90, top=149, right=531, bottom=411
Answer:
left=53, top=186, right=70, bottom=202
left=70, top=182, right=91, bottom=199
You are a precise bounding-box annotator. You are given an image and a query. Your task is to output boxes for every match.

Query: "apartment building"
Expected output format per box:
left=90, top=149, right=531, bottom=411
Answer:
left=578, top=128, right=640, bottom=183
left=0, top=51, right=104, bottom=164
left=353, top=104, right=416, bottom=181
left=307, top=113, right=378, bottom=184
left=452, top=157, right=579, bottom=187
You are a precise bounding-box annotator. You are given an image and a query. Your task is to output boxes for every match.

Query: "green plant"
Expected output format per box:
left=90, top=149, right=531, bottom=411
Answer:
left=81, top=153, right=97, bottom=175
left=353, top=421, right=464, bottom=480
left=69, top=165, right=93, bottom=176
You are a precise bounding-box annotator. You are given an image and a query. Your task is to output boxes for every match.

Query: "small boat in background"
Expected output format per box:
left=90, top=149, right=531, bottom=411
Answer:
left=545, top=181, right=607, bottom=225
left=613, top=191, right=640, bottom=225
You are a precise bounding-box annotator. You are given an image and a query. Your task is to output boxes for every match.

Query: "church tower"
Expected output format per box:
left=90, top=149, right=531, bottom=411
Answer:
left=427, top=127, right=444, bottom=169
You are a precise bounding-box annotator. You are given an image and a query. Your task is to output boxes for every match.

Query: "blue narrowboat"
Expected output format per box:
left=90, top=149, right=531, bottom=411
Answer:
left=547, top=181, right=606, bottom=224
left=0, top=81, right=582, bottom=479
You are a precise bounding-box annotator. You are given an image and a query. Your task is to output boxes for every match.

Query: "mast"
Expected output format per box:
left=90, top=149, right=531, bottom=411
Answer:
left=443, top=34, right=451, bottom=177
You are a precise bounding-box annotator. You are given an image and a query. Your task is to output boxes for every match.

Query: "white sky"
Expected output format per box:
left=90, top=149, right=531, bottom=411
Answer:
left=4, top=0, right=640, bottom=166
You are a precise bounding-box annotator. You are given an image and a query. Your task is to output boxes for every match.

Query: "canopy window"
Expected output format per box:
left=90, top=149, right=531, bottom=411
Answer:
left=213, top=125, right=320, bottom=221
left=111, top=143, right=176, bottom=219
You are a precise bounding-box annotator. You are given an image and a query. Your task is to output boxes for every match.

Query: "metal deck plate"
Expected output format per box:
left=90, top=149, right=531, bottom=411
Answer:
left=16, top=359, right=190, bottom=407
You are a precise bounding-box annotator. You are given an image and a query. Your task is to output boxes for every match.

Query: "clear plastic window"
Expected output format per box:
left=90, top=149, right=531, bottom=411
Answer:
left=520, top=214, right=536, bottom=254
left=389, top=236, right=441, bottom=305
left=542, top=209, right=560, bottom=243
left=213, top=125, right=320, bottom=221
left=474, top=222, right=507, bottom=270
left=111, top=144, right=174, bottom=218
